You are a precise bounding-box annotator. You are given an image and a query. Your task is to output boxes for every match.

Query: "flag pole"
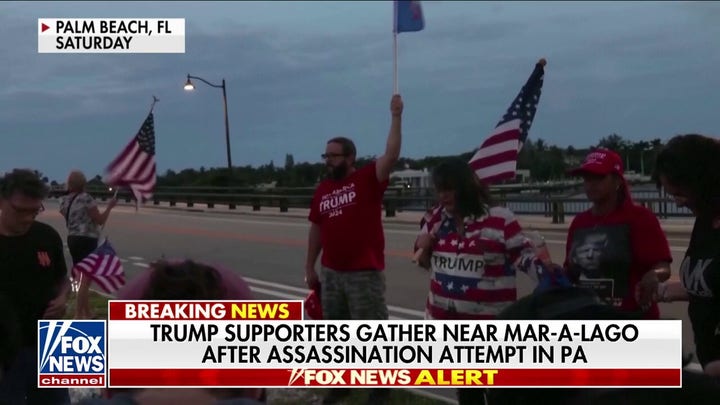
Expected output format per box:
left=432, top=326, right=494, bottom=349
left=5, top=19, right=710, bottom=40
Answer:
left=393, top=33, right=399, bottom=94
left=99, top=188, right=119, bottom=234
left=149, top=95, right=159, bottom=115
left=136, top=95, right=159, bottom=213
left=393, top=0, right=399, bottom=94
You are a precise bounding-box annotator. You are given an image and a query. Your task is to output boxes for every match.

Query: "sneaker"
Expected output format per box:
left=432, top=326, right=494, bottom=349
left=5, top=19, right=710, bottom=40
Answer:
left=322, top=388, right=351, bottom=404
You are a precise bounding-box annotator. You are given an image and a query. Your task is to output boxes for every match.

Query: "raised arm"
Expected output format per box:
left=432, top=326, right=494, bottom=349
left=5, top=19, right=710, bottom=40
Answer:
left=375, top=94, right=403, bottom=182
left=88, top=197, right=118, bottom=226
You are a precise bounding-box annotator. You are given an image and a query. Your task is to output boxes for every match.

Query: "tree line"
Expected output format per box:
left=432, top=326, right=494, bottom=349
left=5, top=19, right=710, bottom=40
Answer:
left=50, top=133, right=666, bottom=189
left=156, top=133, right=666, bottom=188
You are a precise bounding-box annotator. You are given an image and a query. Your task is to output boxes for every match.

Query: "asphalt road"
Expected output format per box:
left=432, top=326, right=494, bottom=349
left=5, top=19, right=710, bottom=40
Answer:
left=37, top=201, right=698, bottom=404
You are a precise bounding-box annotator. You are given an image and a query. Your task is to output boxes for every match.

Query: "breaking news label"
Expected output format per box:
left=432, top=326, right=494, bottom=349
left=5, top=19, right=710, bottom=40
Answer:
left=37, top=18, right=185, bottom=53
left=105, top=300, right=683, bottom=388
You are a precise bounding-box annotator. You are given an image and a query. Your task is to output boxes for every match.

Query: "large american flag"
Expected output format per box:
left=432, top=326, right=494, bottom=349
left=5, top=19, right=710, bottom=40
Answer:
left=106, top=112, right=156, bottom=202
left=469, top=59, right=546, bottom=184
left=73, top=239, right=125, bottom=295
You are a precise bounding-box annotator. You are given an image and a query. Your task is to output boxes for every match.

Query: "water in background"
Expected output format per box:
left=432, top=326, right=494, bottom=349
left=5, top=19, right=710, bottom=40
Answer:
left=400, top=184, right=693, bottom=217
left=511, top=184, right=691, bottom=217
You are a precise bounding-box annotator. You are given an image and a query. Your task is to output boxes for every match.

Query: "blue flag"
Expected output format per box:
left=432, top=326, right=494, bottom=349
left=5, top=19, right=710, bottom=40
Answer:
left=395, top=0, right=424, bottom=33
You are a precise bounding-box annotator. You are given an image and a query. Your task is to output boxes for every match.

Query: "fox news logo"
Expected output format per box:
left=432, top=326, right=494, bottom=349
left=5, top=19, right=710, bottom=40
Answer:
left=38, top=320, right=106, bottom=387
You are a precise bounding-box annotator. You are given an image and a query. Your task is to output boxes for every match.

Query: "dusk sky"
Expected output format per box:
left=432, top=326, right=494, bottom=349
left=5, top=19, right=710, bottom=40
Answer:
left=1, top=1, right=719, bottom=181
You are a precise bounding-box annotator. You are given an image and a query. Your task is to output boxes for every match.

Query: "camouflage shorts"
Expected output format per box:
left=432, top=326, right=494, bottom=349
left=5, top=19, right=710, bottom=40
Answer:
left=320, top=267, right=389, bottom=321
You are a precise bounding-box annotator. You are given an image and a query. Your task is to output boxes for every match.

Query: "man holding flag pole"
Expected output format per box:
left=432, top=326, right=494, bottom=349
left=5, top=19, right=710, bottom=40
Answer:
left=302, top=3, right=423, bottom=405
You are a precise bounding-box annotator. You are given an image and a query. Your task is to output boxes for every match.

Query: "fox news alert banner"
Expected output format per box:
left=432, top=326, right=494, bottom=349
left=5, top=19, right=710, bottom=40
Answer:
left=104, top=300, right=683, bottom=389
left=38, top=19, right=185, bottom=53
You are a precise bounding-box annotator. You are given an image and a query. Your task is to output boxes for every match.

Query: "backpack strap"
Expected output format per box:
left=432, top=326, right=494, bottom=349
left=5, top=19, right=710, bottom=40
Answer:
left=64, top=192, right=81, bottom=227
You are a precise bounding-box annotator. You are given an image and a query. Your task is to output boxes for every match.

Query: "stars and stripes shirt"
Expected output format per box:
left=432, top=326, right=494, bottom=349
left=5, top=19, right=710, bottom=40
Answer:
left=416, top=205, right=541, bottom=320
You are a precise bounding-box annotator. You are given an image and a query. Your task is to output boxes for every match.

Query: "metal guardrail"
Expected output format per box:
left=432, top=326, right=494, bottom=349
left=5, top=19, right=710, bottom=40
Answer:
left=48, top=184, right=691, bottom=224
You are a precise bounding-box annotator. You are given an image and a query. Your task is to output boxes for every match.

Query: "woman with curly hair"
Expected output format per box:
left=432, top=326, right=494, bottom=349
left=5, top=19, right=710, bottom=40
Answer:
left=653, top=134, right=720, bottom=377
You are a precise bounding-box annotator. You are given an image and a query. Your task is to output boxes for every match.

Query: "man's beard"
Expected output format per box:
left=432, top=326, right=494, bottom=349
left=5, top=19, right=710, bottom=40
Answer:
left=327, top=163, right=349, bottom=181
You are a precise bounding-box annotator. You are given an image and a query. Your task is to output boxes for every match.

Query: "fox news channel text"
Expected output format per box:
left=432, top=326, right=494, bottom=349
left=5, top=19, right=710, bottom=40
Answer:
left=105, top=300, right=683, bottom=388
left=38, top=320, right=107, bottom=388
left=38, top=19, right=185, bottom=53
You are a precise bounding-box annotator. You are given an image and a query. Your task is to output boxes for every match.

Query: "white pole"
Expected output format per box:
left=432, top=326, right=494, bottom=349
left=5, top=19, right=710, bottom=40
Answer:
left=100, top=188, right=119, bottom=234
left=393, top=0, right=399, bottom=94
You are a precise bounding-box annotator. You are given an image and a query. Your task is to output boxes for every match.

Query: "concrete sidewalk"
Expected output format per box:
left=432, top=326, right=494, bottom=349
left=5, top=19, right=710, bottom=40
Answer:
left=118, top=201, right=695, bottom=236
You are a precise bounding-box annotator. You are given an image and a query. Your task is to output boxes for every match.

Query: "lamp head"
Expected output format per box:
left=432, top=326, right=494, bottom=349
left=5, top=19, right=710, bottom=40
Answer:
left=183, top=76, right=195, bottom=91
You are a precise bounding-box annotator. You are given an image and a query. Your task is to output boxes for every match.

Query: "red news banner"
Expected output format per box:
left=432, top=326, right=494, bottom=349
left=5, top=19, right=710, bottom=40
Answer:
left=107, top=301, right=683, bottom=388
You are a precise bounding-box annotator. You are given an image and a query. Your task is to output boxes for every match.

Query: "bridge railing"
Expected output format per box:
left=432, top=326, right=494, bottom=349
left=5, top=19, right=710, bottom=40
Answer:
left=47, top=182, right=689, bottom=223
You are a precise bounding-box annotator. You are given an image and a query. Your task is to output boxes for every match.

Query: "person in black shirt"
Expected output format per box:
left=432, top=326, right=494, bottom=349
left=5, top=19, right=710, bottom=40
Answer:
left=653, top=134, right=720, bottom=377
left=0, top=169, right=71, bottom=404
left=487, top=286, right=720, bottom=405
left=0, top=292, right=21, bottom=381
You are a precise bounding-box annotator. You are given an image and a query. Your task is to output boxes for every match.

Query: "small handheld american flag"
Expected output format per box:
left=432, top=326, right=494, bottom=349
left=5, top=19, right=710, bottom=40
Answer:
left=73, top=238, right=125, bottom=295
left=469, top=58, right=546, bottom=184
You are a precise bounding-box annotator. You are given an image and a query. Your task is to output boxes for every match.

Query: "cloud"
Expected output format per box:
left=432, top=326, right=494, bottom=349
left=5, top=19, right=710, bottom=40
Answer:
left=0, top=1, right=718, bottom=181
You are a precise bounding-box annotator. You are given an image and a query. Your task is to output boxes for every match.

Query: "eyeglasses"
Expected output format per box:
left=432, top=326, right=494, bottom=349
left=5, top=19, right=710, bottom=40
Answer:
left=321, top=153, right=347, bottom=159
left=9, top=202, right=44, bottom=217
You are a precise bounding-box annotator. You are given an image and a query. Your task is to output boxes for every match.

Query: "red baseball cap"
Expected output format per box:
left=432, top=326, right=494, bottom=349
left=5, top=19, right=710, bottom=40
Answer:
left=568, top=148, right=624, bottom=177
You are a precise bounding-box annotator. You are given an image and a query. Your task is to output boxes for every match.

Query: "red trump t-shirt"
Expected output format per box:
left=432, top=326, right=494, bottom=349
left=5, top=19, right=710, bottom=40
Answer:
left=309, top=161, right=389, bottom=271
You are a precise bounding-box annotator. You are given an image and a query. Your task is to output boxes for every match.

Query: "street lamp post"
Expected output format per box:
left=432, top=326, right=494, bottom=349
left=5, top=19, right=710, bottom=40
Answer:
left=638, top=145, right=654, bottom=176
left=184, top=74, right=233, bottom=176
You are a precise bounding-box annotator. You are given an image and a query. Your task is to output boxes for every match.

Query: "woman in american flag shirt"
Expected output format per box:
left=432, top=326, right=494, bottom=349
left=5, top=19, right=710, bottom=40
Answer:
left=413, top=158, right=563, bottom=321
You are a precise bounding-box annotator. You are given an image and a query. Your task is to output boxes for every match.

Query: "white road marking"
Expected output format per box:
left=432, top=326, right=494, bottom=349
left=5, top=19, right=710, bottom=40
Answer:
left=114, top=210, right=694, bottom=249
left=114, top=268, right=425, bottom=319
left=128, top=256, right=144, bottom=261
left=386, top=304, right=425, bottom=318
left=247, top=286, right=304, bottom=300
left=114, top=207, right=424, bottom=234
left=243, top=276, right=310, bottom=294
left=246, top=286, right=405, bottom=320
left=242, top=276, right=426, bottom=318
